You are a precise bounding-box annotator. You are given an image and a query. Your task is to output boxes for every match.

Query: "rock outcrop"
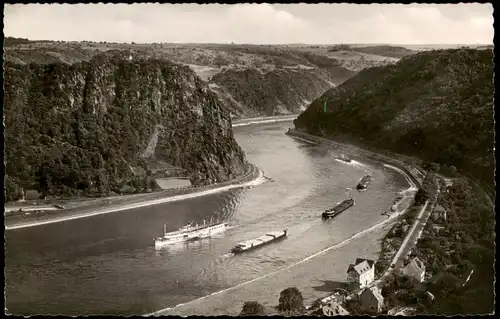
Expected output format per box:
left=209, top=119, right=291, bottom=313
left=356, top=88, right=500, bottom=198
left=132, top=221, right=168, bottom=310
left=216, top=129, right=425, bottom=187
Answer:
left=4, top=51, right=248, bottom=200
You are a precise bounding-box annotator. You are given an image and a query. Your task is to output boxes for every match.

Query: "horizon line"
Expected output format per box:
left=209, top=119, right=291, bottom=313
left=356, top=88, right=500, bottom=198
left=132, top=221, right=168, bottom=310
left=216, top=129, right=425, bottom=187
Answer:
left=4, top=37, right=493, bottom=47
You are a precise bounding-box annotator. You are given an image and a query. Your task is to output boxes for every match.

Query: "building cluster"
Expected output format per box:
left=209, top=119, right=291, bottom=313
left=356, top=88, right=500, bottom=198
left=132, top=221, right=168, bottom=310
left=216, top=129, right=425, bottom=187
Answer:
left=313, top=256, right=427, bottom=316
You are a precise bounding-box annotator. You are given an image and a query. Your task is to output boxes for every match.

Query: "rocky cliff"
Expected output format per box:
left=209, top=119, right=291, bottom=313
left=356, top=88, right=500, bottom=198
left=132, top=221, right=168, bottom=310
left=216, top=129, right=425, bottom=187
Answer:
left=4, top=51, right=248, bottom=200
left=295, top=48, right=494, bottom=188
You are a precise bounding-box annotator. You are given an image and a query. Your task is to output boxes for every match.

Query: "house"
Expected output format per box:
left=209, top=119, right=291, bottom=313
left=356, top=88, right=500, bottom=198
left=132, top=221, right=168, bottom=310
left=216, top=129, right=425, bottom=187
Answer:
left=432, top=204, right=447, bottom=222
left=346, top=258, right=375, bottom=289
left=388, top=306, right=415, bottom=316
left=402, top=257, right=426, bottom=283
left=321, top=301, right=350, bottom=316
left=426, top=291, right=435, bottom=301
left=359, top=286, right=384, bottom=313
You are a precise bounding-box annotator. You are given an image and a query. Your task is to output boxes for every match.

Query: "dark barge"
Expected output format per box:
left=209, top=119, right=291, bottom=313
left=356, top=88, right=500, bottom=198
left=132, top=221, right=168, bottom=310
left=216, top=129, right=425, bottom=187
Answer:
left=322, top=188, right=355, bottom=219
left=357, top=175, right=372, bottom=191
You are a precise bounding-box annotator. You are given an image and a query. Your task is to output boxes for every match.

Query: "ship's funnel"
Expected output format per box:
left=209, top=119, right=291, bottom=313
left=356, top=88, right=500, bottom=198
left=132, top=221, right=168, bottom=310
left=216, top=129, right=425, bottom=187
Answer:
left=345, top=188, right=352, bottom=200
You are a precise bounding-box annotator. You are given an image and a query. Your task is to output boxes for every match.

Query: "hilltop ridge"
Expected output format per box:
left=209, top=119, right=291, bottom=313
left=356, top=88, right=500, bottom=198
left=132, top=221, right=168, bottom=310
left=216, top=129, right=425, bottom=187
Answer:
left=4, top=38, right=412, bottom=118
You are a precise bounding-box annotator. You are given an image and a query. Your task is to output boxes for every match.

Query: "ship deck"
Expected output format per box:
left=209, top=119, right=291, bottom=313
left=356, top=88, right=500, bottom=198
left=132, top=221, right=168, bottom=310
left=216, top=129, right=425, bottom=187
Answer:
left=165, top=223, right=226, bottom=236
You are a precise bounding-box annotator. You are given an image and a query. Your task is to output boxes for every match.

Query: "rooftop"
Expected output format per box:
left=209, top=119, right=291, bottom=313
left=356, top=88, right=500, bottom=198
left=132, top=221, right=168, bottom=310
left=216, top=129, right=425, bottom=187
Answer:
left=347, top=258, right=375, bottom=275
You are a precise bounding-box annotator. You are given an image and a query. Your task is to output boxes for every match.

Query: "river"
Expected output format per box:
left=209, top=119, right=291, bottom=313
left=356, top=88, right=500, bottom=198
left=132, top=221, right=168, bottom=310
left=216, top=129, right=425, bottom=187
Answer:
left=5, top=121, right=408, bottom=315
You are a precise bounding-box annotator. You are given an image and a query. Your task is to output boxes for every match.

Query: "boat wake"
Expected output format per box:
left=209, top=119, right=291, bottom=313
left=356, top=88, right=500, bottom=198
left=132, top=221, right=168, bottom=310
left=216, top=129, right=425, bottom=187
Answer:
left=220, top=252, right=234, bottom=259
left=334, top=158, right=365, bottom=168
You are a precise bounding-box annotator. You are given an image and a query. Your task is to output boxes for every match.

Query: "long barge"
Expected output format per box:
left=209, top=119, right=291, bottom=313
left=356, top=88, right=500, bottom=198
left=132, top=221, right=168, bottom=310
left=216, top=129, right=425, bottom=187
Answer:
left=231, top=229, right=288, bottom=254
left=322, top=188, right=355, bottom=219
left=357, top=175, right=372, bottom=191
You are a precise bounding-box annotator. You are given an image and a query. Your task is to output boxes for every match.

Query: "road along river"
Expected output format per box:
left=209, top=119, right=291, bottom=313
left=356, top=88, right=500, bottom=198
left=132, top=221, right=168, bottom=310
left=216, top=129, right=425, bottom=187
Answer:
left=5, top=121, right=410, bottom=316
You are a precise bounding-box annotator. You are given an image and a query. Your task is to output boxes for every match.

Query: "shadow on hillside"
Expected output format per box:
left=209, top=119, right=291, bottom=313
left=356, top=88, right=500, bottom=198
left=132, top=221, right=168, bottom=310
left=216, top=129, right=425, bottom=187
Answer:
left=312, top=280, right=350, bottom=293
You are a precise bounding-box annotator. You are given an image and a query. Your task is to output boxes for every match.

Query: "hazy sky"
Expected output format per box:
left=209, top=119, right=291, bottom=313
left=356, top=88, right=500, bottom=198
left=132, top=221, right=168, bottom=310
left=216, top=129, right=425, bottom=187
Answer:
left=3, top=3, right=494, bottom=44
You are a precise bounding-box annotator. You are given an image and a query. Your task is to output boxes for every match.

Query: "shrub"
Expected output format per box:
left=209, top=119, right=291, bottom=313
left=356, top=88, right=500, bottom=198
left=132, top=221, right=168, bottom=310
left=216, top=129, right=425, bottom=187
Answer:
left=240, top=301, right=265, bottom=316
left=277, top=287, right=306, bottom=315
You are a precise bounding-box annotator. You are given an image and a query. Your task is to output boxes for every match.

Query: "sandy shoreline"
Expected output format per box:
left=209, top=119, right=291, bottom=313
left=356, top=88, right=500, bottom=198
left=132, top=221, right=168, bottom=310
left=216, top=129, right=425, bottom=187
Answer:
left=5, top=164, right=263, bottom=230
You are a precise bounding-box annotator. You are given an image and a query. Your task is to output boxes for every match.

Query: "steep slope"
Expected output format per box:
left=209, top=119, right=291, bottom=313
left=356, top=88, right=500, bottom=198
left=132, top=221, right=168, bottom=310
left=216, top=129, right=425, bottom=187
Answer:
left=294, top=48, right=494, bottom=188
left=211, top=61, right=354, bottom=117
left=4, top=51, right=248, bottom=201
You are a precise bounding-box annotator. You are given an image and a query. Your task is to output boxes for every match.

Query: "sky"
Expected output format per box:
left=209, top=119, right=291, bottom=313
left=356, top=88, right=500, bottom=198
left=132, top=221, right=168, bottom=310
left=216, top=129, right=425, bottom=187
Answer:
left=3, top=3, right=494, bottom=45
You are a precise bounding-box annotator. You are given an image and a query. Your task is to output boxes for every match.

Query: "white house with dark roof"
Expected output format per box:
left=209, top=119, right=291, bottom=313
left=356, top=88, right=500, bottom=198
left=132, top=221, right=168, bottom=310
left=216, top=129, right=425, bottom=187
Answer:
left=359, top=286, right=384, bottom=313
left=346, top=258, right=375, bottom=289
left=402, top=257, right=426, bottom=283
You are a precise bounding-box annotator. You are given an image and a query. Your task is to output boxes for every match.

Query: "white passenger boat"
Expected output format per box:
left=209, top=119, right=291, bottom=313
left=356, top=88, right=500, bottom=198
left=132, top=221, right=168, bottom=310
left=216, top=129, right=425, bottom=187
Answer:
left=154, top=220, right=228, bottom=250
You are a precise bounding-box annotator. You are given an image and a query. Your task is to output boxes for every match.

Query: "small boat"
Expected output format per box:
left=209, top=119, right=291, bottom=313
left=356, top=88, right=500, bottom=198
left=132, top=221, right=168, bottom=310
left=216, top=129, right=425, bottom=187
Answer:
left=336, top=154, right=352, bottom=163
left=154, top=219, right=228, bottom=250
left=231, top=229, right=288, bottom=254
left=357, top=175, right=372, bottom=191
left=322, top=188, right=355, bottom=219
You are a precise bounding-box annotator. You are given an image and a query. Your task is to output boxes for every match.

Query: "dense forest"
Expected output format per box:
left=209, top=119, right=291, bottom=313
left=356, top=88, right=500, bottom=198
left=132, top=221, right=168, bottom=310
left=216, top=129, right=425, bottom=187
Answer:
left=294, top=48, right=494, bottom=190
left=4, top=52, right=248, bottom=201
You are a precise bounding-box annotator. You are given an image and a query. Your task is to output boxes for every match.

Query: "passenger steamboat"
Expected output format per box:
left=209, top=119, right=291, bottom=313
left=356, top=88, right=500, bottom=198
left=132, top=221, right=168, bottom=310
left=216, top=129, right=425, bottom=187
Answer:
left=231, top=229, right=288, bottom=254
left=154, top=220, right=228, bottom=250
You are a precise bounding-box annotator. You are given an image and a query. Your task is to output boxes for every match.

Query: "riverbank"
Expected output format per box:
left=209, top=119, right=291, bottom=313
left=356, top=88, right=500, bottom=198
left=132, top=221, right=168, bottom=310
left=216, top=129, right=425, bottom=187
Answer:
left=5, top=163, right=263, bottom=230
left=232, top=115, right=297, bottom=127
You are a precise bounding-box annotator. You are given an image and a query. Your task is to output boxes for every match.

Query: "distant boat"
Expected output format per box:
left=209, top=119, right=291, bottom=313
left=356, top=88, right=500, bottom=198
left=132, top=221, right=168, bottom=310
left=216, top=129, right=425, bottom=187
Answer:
left=357, top=175, right=372, bottom=191
left=231, top=229, right=288, bottom=254
left=336, top=154, right=352, bottom=163
left=154, top=220, right=228, bottom=250
left=263, top=175, right=275, bottom=183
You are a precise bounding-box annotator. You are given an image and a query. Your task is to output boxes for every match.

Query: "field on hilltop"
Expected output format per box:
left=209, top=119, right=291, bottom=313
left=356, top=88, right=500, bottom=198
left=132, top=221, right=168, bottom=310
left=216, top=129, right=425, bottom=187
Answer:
left=4, top=38, right=416, bottom=118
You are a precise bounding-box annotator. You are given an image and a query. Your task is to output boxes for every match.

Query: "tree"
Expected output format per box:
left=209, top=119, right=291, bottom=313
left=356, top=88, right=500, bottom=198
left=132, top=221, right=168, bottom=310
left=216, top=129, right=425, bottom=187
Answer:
left=277, top=287, right=306, bottom=315
left=240, top=301, right=265, bottom=316
left=311, top=298, right=323, bottom=310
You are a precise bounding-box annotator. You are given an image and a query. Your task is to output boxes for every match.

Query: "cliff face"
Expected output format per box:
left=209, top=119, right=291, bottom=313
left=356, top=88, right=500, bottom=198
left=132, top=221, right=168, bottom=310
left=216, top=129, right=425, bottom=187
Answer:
left=4, top=51, right=248, bottom=200
left=295, top=48, right=494, bottom=188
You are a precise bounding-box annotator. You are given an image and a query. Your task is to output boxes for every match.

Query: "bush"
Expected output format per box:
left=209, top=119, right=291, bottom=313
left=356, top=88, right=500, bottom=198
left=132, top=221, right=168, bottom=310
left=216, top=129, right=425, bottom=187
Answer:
left=277, top=287, right=306, bottom=315
left=240, top=301, right=265, bottom=316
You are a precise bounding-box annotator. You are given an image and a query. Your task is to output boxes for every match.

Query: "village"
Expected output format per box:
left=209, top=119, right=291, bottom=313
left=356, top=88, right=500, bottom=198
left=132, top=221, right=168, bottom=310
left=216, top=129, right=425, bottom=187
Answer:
left=308, top=168, right=443, bottom=316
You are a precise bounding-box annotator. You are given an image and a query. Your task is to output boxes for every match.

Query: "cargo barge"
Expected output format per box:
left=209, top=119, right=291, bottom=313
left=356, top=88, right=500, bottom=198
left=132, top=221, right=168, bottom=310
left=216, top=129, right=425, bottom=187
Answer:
left=322, top=188, right=355, bottom=219
left=357, top=175, right=372, bottom=191
left=231, top=229, right=288, bottom=254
